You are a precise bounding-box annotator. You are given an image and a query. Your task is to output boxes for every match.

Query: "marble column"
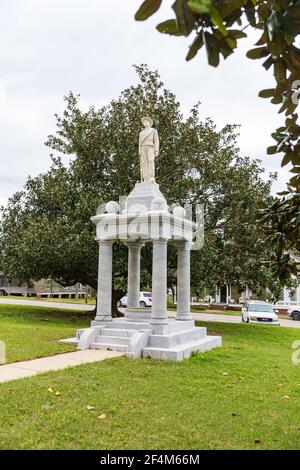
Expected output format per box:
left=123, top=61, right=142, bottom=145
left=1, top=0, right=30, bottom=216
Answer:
left=95, top=240, right=113, bottom=322
left=151, top=239, right=168, bottom=334
left=127, top=242, right=142, bottom=308
left=176, top=241, right=192, bottom=321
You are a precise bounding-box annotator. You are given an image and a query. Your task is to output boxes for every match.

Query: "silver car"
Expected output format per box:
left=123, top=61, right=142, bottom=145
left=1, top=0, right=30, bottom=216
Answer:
left=241, top=301, right=280, bottom=325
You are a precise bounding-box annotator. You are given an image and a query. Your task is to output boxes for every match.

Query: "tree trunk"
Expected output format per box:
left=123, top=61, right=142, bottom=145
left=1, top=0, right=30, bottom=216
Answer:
left=112, top=289, right=124, bottom=318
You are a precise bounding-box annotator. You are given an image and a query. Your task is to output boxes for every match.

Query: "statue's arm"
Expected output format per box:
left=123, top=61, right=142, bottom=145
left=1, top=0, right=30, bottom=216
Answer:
left=154, top=129, right=159, bottom=156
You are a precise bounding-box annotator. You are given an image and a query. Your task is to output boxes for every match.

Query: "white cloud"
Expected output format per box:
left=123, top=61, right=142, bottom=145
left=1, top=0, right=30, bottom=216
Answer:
left=0, top=0, right=292, bottom=206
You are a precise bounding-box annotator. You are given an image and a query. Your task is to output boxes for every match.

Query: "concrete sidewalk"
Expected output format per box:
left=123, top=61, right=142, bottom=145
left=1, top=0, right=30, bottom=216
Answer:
left=0, top=298, right=94, bottom=311
left=0, top=350, right=123, bottom=384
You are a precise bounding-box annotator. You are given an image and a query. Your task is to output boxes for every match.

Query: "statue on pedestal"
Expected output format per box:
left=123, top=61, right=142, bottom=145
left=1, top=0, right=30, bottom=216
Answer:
left=139, top=116, right=159, bottom=183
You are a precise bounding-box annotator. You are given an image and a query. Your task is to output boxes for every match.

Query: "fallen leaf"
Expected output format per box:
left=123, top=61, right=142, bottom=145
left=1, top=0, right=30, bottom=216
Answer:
left=97, top=413, right=107, bottom=420
left=86, top=405, right=95, bottom=411
left=282, top=395, right=290, bottom=400
left=42, top=404, right=53, bottom=410
left=222, top=372, right=229, bottom=376
left=55, top=391, right=61, bottom=396
left=47, top=387, right=53, bottom=393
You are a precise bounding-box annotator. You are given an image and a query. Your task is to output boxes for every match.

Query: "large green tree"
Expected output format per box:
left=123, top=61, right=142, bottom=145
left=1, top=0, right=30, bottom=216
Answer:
left=0, top=65, right=279, bottom=312
left=135, top=0, right=300, bottom=281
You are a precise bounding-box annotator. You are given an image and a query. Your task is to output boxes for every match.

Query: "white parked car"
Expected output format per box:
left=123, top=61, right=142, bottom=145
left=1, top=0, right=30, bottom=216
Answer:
left=118, top=291, right=152, bottom=308
left=241, top=301, right=280, bottom=325
left=287, top=305, right=300, bottom=321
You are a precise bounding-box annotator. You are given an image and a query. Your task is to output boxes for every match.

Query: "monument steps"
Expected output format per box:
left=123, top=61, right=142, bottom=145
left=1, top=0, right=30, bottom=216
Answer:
left=95, top=335, right=131, bottom=346
left=103, top=328, right=136, bottom=338
left=142, top=336, right=222, bottom=362
left=102, top=320, right=152, bottom=330
left=90, top=342, right=129, bottom=353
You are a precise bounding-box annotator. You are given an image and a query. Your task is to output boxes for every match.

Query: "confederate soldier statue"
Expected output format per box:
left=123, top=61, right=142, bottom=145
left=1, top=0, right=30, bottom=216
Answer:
left=139, top=116, right=159, bottom=183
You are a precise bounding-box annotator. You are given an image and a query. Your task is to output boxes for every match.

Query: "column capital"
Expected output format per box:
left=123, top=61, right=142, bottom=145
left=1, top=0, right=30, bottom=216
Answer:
left=175, top=240, right=192, bottom=249
left=152, top=238, right=168, bottom=245
left=98, top=239, right=114, bottom=246
left=126, top=241, right=144, bottom=249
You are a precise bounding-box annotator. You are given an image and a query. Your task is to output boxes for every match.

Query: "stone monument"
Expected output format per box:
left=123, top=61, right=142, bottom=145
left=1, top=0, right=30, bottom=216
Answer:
left=65, top=117, right=222, bottom=361
left=139, top=116, right=159, bottom=183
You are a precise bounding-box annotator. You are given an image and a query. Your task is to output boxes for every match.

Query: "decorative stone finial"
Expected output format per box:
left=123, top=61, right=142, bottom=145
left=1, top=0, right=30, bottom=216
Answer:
left=173, top=206, right=186, bottom=218
left=105, top=201, right=119, bottom=214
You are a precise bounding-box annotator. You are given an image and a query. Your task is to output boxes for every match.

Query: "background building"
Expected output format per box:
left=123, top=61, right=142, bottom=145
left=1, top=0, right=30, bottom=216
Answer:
left=0, top=273, right=36, bottom=296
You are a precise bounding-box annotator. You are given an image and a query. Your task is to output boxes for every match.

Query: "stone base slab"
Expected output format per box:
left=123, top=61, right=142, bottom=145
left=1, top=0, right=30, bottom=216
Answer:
left=125, top=307, right=152, bottom=322
left=143, top=336, right=222, bottom=361
left=70, top=317, right=222, bottom=362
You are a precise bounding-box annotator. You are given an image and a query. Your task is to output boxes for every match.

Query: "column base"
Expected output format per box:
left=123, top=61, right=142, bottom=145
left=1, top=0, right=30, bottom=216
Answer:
left=92, top=314, right=113, bottom=324
left=175, top=312, right=193, bottom=321
left=125, top=308, right=152, bottom=322
left=150, top=319, right=169, bottom=335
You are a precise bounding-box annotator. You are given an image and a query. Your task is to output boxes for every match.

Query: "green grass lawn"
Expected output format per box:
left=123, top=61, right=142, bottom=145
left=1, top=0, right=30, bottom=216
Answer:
left=0, top=305, right=300, bottom=449
left=199, top=308, right=241, bottom=315
left=0, top=304, right=91, bottom=363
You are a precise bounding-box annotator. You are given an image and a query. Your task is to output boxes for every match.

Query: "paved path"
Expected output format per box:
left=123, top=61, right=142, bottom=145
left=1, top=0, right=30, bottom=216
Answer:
left=0, top=350, right=123, bottom=384
left=0, top=298, right=94, bottom=311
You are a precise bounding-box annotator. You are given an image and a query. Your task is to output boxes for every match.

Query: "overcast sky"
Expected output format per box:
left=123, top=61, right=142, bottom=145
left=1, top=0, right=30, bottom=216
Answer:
left=0, top=0, right=291, bottom=207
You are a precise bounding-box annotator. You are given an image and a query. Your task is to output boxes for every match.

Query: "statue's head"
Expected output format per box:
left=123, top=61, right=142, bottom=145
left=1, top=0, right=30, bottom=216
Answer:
left=141, top=116, right=153, bottom=128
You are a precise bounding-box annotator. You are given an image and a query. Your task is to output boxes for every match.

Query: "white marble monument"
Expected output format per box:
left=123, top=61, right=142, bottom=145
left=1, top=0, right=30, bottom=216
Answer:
left=67, top=117, right=221, bottom=361
left=139, top=116, right=159, bottom=183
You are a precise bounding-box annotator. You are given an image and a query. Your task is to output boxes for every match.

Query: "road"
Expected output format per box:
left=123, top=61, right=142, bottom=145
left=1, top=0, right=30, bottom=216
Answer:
left=1, top=298, right=299, bottom=329
left=0, top=298, right=94, bottom=311
left=181, top=312, right=300, bottom=329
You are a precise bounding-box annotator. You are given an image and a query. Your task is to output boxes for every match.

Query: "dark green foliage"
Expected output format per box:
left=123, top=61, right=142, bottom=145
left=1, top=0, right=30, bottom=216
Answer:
left=135, top=0, right=300, bottom=281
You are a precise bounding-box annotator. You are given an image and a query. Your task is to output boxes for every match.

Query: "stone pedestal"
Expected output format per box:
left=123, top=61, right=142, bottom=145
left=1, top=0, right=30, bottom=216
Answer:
left=125, top=181, right=167, bottom=214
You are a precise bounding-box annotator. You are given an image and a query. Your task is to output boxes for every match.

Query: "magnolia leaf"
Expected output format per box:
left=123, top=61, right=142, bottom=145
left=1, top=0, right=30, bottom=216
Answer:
left=281, top=152, right=293, bottom=167
left=156, top=19, right=181, bottom=35
left=188, top=0, right=211, bottom=14
left=267, top=145, right=278, bottom=155
left=203, top=32, right=220, bottom=67
left=135, top=0, right=162, bottom=21
left=186, top=33, right=204, bottom=61
left=246, top=47, right=269, bottom=60
left=259, top=89, right=275, bottom=98
left=173, top=0, right=197, bottom=36
left=188, top=0, right=227, bottom=35
left=290, top=166, right=300, bottom=173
